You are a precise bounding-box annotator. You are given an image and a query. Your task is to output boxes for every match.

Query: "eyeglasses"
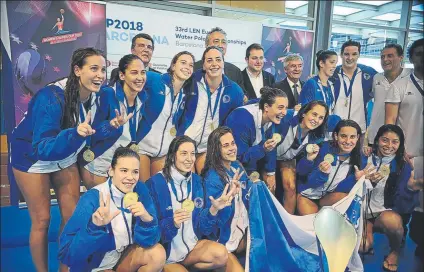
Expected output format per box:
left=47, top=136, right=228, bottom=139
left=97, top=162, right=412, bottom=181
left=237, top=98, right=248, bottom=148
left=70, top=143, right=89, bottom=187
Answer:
left=136, top=43, right=153, bottom=51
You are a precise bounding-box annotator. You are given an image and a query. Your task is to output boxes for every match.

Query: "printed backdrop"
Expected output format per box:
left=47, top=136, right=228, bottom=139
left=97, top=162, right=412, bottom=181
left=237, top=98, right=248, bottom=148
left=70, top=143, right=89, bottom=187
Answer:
left=106, top=3, right=262, bottom=75
left=6, top=0, right=106, bottom=125
left=261, top=27, right=314, bottom=82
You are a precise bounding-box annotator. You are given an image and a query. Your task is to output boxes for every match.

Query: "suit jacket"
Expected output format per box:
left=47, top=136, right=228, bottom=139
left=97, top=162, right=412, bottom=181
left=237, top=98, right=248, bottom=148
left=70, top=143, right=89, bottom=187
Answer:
left=273, top=78, right=304, bottom=109
left=194, top=60, right=245, bottom=94
left=242, top=69, right=275, bottom=100
left=108, top=66, right=161, bottom=86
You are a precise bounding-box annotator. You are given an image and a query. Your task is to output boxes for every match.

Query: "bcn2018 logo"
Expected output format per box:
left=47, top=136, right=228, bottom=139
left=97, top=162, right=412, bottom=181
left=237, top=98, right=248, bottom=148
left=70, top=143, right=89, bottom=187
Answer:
left=106, top=19, right=143, bottom=31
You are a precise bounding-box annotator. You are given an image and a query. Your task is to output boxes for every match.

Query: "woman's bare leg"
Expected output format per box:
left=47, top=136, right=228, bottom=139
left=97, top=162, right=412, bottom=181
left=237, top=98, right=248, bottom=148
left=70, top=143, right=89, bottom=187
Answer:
left=139, top=154, right=151, bottom=182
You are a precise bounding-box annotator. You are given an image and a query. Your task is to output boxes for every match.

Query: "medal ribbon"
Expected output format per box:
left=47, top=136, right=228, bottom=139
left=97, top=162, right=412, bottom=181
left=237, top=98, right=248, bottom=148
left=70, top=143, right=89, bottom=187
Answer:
left=317, top=76, right=334, bottom=111
left=108, top=178, right=132, bottom=245
left=80, top=103, right=92, bottom=148
left=341, top=68, right=358, bottom=99
left=205, top=77, right=223, bottom=128
left=170, top=87, right=184, bottom=126
left=169, top=176, right=192, bottom=203
left=124, top=96, right=137, bottom=145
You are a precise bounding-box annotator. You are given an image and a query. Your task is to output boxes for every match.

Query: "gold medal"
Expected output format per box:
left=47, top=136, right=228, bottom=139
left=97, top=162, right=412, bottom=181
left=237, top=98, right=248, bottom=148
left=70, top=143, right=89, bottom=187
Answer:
left=379, top=165, right=390, bottom=177
left=272, top=133, right=282, bottom=143
left=182, top=199, right=195, bottom=212
left=170, top=127, right=177, bottom=137
left=324, top=154, right=334, bottom=164
left=345, top=98, right=349, bottom=107
left=249, top=171, right=260, bottom=182
left=210, top=123, right=215, bottom=131
left=306, top=144, right=314, bottom=153
left=129, top=143, right=139, bottom=153
left=123, top=192, right=139, bottom=208
left=83, top=149, right=95, bottom=162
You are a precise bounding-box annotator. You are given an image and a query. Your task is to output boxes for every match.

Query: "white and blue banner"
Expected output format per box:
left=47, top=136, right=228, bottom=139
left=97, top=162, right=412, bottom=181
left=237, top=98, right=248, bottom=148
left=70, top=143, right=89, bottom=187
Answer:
left=106, top=3, right=262, bottom=74
left=247, top=178, right=366, bottom=272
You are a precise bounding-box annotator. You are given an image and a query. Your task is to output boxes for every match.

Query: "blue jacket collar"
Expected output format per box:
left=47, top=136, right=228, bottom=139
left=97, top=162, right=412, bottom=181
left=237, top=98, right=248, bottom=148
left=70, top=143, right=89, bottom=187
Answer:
left=170, top=166, right=192, bottom=186
left=161, top=73, right=173, bottom=89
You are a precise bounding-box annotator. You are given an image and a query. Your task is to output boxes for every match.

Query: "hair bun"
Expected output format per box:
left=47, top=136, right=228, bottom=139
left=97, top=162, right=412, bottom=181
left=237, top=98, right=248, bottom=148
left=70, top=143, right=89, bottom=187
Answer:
left=316, top=50, right=324, bottom=58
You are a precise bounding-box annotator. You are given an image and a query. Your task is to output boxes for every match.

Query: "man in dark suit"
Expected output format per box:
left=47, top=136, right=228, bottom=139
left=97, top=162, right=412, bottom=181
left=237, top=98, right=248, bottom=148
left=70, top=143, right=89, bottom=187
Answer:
left=194, top=27, right=245, bottom=93
left=272, top=54, right=304, bottom=109
left=109, top=33, right=161, bottom=86
left=242, top=43, right=275, bottom=99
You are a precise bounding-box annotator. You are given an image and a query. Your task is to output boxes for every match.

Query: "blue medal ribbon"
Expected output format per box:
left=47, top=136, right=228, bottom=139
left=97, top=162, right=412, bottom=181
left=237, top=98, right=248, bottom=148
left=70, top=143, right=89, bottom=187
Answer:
left=80, top=103, right=91, bottom=147
left=108, top=178, right=132, bottom=244
left=341, top=68, right=359, bottom=99
left=205, top=77, right=223, bottom=126
left=316, top=76, right=334, bottom=111
left=170, top=86, right=184, bottom=126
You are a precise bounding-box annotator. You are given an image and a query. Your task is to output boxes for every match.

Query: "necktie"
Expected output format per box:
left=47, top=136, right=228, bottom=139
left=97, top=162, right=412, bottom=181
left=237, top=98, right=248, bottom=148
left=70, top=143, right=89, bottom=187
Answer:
left=293, top=84, right=299, bottom=104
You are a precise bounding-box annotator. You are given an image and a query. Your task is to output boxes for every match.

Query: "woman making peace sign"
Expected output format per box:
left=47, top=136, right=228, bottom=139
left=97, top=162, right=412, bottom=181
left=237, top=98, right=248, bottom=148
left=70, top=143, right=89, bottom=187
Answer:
left=59, top=147, right=165, bottom=272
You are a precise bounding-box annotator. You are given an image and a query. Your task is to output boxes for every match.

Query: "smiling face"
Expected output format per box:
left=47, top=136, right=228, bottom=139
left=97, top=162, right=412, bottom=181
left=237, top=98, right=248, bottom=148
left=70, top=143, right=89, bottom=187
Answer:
left=203, top=48, right=224, bottom=80
left=264, top=96, right=288, bottom=124
left=131, top=37, right=154, bottom=65
left=246, top=48, right=264, bottom=74
left=208, top=31, right=227, bottom=55
left=284, top=59, right=303, bottom=82
left=109, top=156, right=139, bottom=193
left=377, top=131, right=400, bottom=157
left=220, top=132, right=237, bottom=163
left=320, top=55, right=338, bottom=77
left=74, top=55, right=106, bottom=94
left=301, top=104, right=327, bottom=130
left=172, top=54, right=194, bottom=81
left=342, top=46, right=360, bottom=69
left=381, top=47, right=403, bottom=73
left=334, top=126, right=360, bottom=154
left=174, top=142, right=196, bottom=175
left=119, top=58, right=146, bottom=94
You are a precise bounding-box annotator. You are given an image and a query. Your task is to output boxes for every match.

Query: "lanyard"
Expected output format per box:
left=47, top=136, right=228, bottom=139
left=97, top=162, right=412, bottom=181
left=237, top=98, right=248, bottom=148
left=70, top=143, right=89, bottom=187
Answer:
left=108, top=178, right=132, bottom=245
left=170, top=87, right=184, bottom=126
left=317, top=77, right=334, bottom=111
left=80, top=103, right=92, bottom=147
left=123, top=96, right=137, bottom=143
left=341, top=68, right=358, bottom=98
left=169, top=176, right=192, bottom=203
left=205, top=77, right=223, bottom=123
left=410, top=73, right=424, bottom=97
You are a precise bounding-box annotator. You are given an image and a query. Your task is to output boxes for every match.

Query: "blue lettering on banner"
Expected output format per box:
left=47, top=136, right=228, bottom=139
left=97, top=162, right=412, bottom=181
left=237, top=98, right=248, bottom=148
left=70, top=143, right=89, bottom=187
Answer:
left=106, top=18, right=143, bottom=31
left=107, top=30, right=169, bottom=45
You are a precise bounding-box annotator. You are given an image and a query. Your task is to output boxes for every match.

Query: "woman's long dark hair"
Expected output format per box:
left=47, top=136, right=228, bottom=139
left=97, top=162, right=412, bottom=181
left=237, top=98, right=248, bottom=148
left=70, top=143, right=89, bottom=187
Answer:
left=372, top=124, right=405, bottom=173
left=63, top=47, right=105, bottom=129
left=298, top=100, right=329, bottom=140
left=162, top=136, right=197, bottom=182
left=331, top=119, right=362, bottom=169
left=201, top=126, right=233, bottom=185
left=111, top=54, right=143, bottom=88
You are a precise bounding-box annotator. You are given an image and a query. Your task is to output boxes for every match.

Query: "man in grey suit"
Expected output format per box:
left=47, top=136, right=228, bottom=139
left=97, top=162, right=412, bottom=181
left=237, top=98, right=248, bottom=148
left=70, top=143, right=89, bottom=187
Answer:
left=194, top=27, right=245, bottom=94
left=272, top=54, right=304, bottom=109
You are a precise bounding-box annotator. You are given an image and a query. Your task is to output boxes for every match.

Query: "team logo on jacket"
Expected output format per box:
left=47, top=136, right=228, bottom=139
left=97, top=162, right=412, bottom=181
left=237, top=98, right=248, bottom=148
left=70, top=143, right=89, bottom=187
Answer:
left=364, top=73, right=370, bottom=80
left=180, top=101, right=185, bottom=109
left=240, top=180, right=246, bottom=189
left=194, top=197, right=204, bottom=208
left=166, top=206, right=173, bottom=210
left=159, top=90, right=165, bottom=95
left=223, top=95, right=231, bottom=103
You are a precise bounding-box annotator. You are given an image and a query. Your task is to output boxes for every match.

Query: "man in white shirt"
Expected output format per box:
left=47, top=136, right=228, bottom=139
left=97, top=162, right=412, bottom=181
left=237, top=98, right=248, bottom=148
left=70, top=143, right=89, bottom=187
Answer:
left=332, top=40, right=377, bottom=135
left=272, top=54, right=304, bottom=109
left=242, top=43, right=275, bottom=100
left=385, top=38, right=423, bottom=254
left=367, top=44, right=411, bottom=147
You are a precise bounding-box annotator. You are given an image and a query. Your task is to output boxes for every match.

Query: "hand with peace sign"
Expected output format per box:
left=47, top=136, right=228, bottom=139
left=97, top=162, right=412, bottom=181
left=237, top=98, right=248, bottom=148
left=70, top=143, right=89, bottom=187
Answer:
left=77, top=111, right=96, bottom=137
left=230, top=167, right=245, bottom=195
left=92, top=192, right=120, bottom=227
left=109, top=109, right=134, bottom=129
left=354, top=164, right=376, bottom=181
left=209, top=183, right=238, bottom=216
